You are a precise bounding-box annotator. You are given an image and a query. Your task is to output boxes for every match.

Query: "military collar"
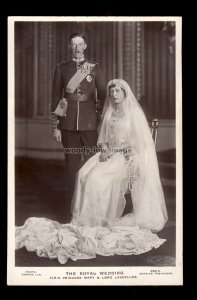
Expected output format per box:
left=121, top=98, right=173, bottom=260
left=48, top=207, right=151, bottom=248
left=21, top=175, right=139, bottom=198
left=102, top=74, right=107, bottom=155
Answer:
left=72, top=56, right=85, bottom=63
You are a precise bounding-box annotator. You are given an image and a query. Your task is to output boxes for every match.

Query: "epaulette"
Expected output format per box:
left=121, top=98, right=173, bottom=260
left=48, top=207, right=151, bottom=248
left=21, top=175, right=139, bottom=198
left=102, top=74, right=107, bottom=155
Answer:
left=86, top=60, right=97, bottom=65
left=60, top=60, right=71, bottom=65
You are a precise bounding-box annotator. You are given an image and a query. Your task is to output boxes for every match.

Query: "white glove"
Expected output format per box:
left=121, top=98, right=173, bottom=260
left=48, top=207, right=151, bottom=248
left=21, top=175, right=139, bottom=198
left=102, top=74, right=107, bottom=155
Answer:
left=53, top=129, right=62, bottom=143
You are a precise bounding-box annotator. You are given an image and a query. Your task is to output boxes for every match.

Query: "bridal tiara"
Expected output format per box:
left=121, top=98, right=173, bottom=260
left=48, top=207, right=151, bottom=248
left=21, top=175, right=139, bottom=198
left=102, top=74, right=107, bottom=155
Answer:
left=108, top=79, right=127, bottom=91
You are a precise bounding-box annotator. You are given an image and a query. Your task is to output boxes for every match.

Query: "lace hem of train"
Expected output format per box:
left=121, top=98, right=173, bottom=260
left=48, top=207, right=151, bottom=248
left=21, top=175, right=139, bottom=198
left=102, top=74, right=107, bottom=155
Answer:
left=15, top=217, right=166, bottom=264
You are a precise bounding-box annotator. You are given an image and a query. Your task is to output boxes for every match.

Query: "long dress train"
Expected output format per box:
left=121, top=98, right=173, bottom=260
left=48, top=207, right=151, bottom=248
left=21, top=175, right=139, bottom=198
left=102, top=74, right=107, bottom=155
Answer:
left=15, top=129, right=166, bottom=264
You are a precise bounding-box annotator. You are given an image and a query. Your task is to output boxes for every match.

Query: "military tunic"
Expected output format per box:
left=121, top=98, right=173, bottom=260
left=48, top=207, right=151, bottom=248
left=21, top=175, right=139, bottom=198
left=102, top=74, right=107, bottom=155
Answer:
left=51, top=58, right=106, bottom=131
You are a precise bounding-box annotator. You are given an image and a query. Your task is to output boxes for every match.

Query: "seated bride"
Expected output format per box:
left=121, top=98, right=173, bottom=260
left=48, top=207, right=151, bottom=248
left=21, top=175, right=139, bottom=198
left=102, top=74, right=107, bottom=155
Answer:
left=15, top=79, right=168, bottom=264
left=71, top=79, right=167, bottom=231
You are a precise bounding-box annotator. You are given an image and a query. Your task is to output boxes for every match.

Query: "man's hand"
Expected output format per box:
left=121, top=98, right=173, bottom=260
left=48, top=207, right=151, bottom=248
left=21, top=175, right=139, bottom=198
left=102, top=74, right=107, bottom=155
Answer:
left=53, top=129, right=62, bottom=143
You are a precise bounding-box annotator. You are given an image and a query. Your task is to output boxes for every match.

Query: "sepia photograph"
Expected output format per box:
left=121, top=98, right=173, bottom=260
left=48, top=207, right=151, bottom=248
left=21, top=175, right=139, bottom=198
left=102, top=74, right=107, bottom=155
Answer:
left=7, top=16, right=182, bottom=285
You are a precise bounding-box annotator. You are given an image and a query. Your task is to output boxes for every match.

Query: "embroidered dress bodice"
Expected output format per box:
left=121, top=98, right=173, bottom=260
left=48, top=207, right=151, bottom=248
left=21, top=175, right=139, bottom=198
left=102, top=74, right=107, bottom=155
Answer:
left=108, top=112, right=130, bottom=149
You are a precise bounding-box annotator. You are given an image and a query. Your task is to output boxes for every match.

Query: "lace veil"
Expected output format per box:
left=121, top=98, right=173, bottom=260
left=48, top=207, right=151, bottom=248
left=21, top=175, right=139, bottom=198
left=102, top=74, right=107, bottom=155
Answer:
left=97, top=79, right=168, bottom=232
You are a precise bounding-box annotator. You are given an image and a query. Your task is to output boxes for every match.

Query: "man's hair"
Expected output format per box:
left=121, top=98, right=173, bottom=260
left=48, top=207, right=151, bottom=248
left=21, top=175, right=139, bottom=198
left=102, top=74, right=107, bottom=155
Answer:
left=69, top=32, right=86, bottom=43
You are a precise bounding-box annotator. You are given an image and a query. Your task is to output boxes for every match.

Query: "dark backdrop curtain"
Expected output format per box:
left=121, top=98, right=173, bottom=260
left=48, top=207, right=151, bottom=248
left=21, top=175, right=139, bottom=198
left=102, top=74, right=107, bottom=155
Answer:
left=143, top=22, right=175, bottom=119
left=15, top=21, right=175, bottom=120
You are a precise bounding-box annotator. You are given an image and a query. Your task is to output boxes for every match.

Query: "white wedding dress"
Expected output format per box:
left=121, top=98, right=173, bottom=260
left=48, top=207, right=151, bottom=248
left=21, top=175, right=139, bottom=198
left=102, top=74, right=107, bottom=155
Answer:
left=16, top=113, right=166, bottom=264
left=15, top=80, right=168, bottom=264
left=71, top=114, right=136, bottom=227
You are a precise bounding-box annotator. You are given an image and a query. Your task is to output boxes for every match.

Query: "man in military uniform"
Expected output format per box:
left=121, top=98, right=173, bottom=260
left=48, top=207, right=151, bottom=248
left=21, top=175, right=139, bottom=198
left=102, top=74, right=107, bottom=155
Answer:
left=51, top=32, right=106, bottom=220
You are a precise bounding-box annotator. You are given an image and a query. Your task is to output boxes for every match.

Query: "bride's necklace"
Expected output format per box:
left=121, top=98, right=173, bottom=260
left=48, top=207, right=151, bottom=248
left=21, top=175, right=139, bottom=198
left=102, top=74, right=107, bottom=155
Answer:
left=112, top=109, right=124, bottom=120
left=113, top=109, right=124, bottom=115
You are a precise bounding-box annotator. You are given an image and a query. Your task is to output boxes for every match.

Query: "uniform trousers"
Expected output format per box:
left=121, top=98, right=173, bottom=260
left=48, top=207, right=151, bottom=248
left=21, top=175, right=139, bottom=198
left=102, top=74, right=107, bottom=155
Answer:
left=61, top=129, right=98, bottom=218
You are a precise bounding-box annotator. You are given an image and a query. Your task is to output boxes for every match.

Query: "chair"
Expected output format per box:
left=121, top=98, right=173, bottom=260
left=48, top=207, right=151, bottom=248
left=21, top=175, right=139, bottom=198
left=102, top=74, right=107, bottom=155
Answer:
left=150, top=118, right=159, bottom=147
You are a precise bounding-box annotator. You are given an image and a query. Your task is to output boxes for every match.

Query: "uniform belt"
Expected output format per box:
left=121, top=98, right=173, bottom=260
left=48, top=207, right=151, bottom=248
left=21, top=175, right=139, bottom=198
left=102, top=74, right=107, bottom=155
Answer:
left=65, top=93, right=94, bottom=102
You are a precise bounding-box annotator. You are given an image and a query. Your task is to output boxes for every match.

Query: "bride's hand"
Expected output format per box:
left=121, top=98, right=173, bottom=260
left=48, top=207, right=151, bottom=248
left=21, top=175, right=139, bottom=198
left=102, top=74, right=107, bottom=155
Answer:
left=124, top=147, right=133, bottom=161
left=99, top=144, right=111, bottom=162
left=99, top=151, right=108, bottom=162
